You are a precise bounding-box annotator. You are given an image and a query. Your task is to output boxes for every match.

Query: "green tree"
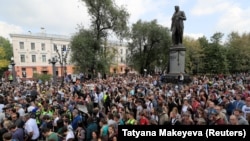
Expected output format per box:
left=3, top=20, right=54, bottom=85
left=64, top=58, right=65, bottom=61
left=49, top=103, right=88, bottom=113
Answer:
left=0, top=36, right=13, bottom=75
left=128, top=19, right=171, bottom=74
left=197, top=36, right=209, bottom=74
left=226, top=32, right=250, bottom=73
left=203, top=32, right=228, bottom=74
left=33, top=73, right=52, bottom=82
left=183, top=37, right=204, bottom=74
left=70, top=29, right=117, bottom=73
left=70, top=0, right=129, bottom=74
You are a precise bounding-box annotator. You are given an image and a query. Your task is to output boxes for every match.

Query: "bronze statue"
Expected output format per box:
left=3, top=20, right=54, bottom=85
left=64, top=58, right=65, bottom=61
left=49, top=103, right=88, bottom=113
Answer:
left=171, top=6, right=186, bottom=46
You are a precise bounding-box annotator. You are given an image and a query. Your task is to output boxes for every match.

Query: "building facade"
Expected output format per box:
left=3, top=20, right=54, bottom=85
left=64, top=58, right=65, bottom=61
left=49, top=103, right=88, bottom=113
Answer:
left=107, top=41, right=130, bottom=74
left=10, top=32, right=131, bottom=79
left=10, top=32, right=74, bottom=79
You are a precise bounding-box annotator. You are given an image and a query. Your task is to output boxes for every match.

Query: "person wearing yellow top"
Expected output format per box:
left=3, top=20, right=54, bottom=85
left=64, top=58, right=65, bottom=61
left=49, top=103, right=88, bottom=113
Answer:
left=126, top=112, right=137, bottom=125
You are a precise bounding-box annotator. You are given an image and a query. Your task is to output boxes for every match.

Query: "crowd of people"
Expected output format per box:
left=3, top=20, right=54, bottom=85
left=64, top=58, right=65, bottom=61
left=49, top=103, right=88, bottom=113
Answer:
left=0, top=72, right=249, bottom=141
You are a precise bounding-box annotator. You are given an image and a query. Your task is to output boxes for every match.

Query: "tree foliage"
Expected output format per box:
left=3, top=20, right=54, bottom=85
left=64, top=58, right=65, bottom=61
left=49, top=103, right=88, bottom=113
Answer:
left=0, top=36, right=13, bottom=75
left=183, top=37, right=204, bottom=74
left=33, top=73, right=52, bottom=82
left=70, top=0, right=129, bottom=74
left=226, top=32, right=250, bottom=73
left=70, top=29, right=117, bottom=73
left=183, top=31, right=250, bottom=75
left=128, top=19, right=171, bottom=74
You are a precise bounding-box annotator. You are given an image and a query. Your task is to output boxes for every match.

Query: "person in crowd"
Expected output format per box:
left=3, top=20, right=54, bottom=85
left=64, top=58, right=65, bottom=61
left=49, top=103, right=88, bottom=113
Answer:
left=86, top=117, right=98, bottom=141
left=71, top=109, right=82, bottom=131
left=62, top=126, right=74, bottom=141
left=23, top=113, right=40, bottom=141
left=233, top=108, right=249, bottom=125
left=2, top=132, right=13, bottom=141
left=229, top=115, right=239, bottom=125
left=91, top=131, right=99, bottom=141
left=108, top=125, right=117, bottom=141
left=1, top=71, right=250, bottom=141
left=8, top=123, right=24, bottom=141
left=168, top=110, right=181, bottom=125
left=0, top=122, right=8, bottom=141
left=138, top=112, right=148, bottom=125
left=125, top=112, right=137, bottom=125
left=75, top=122, right=86, bottom=141
left=99, top=118, right=109, bottom=141
left=41, top=127, right=59, bottom=141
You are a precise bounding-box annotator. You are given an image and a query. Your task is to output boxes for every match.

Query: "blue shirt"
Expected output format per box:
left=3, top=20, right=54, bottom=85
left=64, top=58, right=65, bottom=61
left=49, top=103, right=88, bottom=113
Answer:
left=71, top=115, right=82, bottom=130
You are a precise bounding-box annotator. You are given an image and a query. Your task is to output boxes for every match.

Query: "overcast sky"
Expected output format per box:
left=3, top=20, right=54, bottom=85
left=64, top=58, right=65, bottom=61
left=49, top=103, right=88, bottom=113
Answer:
left=1, top=0, right=250, bottom=42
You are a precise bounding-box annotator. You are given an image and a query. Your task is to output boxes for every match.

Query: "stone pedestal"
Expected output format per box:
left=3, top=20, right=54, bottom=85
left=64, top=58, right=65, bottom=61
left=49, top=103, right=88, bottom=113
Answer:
left=169, top=45, right=186, bottom=73
left=161, top=44, right=191, bottom=84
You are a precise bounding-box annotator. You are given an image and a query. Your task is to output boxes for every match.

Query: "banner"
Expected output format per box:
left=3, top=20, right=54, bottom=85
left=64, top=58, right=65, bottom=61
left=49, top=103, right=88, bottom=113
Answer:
left=118, top=125, right=250, bottom=141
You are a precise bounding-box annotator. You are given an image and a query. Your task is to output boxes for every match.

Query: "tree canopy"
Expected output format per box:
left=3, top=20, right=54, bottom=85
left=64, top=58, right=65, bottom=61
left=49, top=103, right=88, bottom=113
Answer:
left=0, top=37, right=13, bottom=75
left=70, top=0, right=129, bottom=74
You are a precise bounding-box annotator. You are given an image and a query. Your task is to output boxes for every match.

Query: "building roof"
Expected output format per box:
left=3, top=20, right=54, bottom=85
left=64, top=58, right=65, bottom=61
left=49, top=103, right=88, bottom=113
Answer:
left=10, top=33, right=71, bottom=42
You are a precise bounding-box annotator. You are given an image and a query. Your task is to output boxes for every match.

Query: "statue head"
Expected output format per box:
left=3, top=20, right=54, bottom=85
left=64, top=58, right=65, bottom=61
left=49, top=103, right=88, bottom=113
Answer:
left=174, top=5, right=180, bottom=12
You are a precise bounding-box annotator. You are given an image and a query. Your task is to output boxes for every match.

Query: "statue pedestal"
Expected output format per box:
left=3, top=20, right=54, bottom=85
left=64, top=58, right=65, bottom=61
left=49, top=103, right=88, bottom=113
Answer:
left=169, top=45, right=186, bottom=73
left=161, top=44, right=191, bottom=84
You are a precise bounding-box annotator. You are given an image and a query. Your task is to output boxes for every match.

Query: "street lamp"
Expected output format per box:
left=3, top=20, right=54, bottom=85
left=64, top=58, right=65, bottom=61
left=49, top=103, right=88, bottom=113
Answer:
left=144, top=69, right=147, bottom=77
left=10, top=57, right=17, bottom=84
left=55, top=44, right=70, bottom=87
left=48, top=56, right=58, bottom=85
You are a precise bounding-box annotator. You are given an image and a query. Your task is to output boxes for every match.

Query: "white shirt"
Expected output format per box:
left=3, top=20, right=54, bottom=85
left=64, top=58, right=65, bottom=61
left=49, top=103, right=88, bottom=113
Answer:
left=94, top=93, right=98, bottom=103
left=66, top=130, right=75, bottom=140
left=18, top=108, right=25, bottom=117
left=242, top=105, right=250, bottom=119
left=0, top=104, right=4, bottom=113
left=27, top=106, right=35, bottom=113
left=108, top=119, right=116, bottom=126
left=53, top=117, right=59, bottom=126
left=98, top=92, right=104, bottom=103
left=25, top=118, right=40, bottom=140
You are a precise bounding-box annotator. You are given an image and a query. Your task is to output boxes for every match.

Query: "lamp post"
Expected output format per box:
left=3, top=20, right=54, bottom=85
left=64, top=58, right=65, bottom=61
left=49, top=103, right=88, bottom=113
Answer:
left=144, top=69, right=147, bottom=77
left=55, top=44, right=70, bottom=87
left=48, top=57, right=58, bottom=85
left=10, top=57, right=16, bottom=84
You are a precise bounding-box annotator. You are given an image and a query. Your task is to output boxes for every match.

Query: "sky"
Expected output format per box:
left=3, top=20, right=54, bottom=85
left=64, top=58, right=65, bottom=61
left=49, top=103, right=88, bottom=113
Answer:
left=1, top=0, right=250, bottom=42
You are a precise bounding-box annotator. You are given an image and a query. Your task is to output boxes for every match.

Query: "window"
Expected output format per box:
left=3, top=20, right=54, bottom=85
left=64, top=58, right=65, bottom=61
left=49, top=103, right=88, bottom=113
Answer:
left=53, top=44, right=57, bottom=51
left=20, top=55, right=25, bottom=62
left=120, top=49, right=123, bottom=54
left=42, top=55, right=46, bottom=63
left=22, top=68, right=26, bottom=78
left=31, top=55, right=36, bottom=62
left=33, top=68, right=37, bottom=74
left=121, top=57, right=123, bottom=63
left=19, top=42, right=24, bottom=49
left=126, top=49, right=128, bottom=54
left=62, top=45, right=67, bottom=51
left=41, top=43, right=45, bottom=51
left=31, top=43, right=35, bottom=50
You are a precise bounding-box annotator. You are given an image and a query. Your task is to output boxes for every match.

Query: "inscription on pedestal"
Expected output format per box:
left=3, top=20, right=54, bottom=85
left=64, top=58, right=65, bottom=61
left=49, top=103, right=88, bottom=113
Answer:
left=170, top=56, right=176, bottom=60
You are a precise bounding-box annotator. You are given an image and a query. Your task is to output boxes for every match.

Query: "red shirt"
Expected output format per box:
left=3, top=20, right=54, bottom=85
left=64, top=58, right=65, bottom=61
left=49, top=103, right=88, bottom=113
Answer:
left=140, top=117, right=149, bottom=125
